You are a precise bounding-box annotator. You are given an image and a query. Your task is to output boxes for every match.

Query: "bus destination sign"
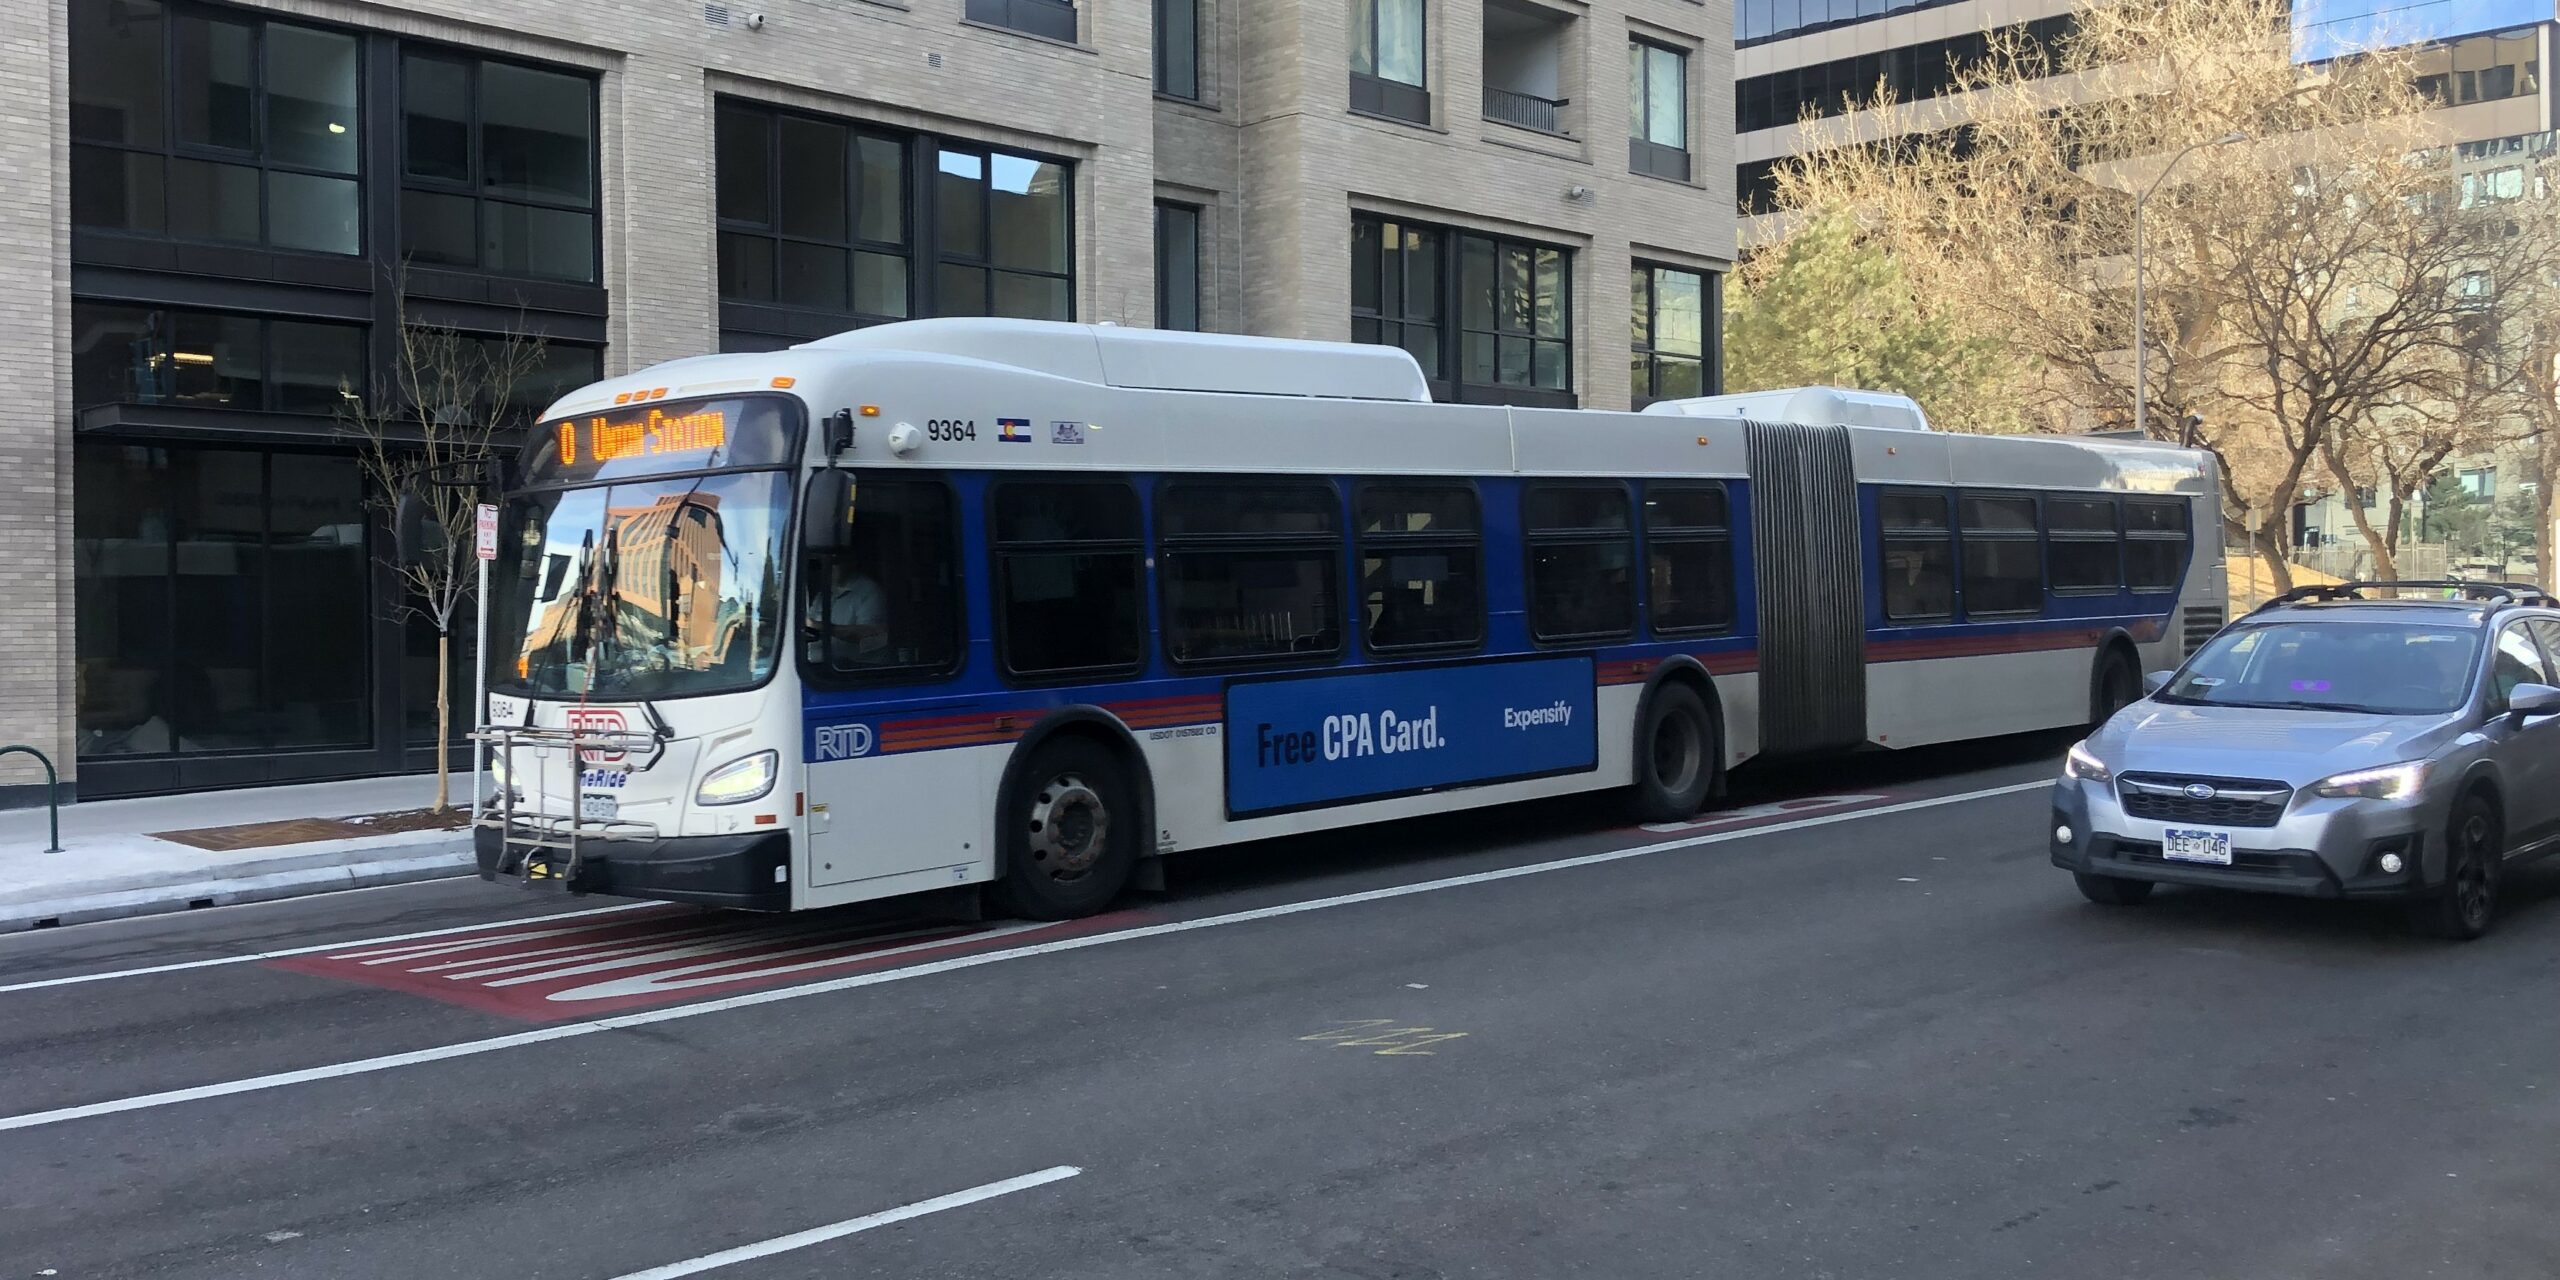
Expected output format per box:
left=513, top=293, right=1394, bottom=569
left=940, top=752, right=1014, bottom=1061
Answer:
left=556, top=406, right=729, bottom=469
left=524, top=395, right=801, bottom=488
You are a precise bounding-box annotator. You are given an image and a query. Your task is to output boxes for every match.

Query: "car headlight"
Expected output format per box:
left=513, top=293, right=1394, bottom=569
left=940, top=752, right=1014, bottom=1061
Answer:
left=2312, top=761, right=2426, bottom=801
left=2064, top=740, right=2113, bottom=783
left=696, top=750, right=779, bottom=806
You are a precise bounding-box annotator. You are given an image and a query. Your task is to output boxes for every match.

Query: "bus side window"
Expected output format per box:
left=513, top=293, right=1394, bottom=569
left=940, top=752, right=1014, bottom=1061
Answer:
left=1878, top=491, right=1954, bottom=622
left=992, top=481, right=1146, bottom=678
left=1643, top=483, right=1733, bottom=635
left=2046, top=496, right=2122, bottom=595
left=1959, top=494, right=2043, bottom=619
left=1160, top=481, right=1344, bottom=666
left=2126, top=500, right=2190, bottom=592
left=1524, top=485, right=1636, bottom=643
left=804, top=476, right=961, bottom=678
left=1357, top=483, right=1483, bottom=654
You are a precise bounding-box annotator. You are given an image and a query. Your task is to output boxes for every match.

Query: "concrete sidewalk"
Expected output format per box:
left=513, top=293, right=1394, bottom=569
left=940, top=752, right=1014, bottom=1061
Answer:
left=1, top=775, right=481, bottom=931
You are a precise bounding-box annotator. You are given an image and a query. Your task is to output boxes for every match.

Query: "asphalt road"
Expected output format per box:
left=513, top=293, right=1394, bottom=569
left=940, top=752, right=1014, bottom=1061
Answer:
left=3, top=735, right=2557, bottom=1280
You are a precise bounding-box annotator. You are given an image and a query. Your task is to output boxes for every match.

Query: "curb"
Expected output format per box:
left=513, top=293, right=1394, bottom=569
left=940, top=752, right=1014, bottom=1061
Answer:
left=1, top=833, right=477, bottom=932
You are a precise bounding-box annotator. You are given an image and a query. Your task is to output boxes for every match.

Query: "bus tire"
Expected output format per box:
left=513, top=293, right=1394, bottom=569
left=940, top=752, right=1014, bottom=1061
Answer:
left=990, top=736, right=1138, bottom=921
left=2091, top=649, right=2140, bottom=727
left=1631, top=682, right=1718, bottom=823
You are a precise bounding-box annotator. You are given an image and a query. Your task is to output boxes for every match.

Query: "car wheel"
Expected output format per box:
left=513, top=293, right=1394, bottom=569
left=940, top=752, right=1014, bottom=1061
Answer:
left=990, top=737, right=1138, bottom=921
left=2075, top=872, right=2155, bottom=906
left=2413, top=793, right=2502, bottom=942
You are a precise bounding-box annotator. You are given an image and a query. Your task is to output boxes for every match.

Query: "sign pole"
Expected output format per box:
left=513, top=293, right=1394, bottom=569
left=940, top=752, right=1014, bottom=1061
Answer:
left=472, top=503, right=497, bottom=822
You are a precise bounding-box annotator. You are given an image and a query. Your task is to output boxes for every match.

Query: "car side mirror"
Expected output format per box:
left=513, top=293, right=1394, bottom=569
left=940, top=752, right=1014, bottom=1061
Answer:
left=2506, top=683, right=2560, bottom=723
left=2143, top=671, right=2174, bottom=696
left=802, top=469, right=853, bottom=553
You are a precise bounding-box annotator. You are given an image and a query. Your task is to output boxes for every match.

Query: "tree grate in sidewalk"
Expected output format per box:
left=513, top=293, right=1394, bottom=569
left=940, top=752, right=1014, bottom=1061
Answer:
left=151, top=808, right=468, bottom=852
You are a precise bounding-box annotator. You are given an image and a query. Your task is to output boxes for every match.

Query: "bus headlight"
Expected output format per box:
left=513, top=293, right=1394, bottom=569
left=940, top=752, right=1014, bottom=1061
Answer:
left=697, top=751, right=779, bottom=806
left=2312, top=761, right=2425, bottom=802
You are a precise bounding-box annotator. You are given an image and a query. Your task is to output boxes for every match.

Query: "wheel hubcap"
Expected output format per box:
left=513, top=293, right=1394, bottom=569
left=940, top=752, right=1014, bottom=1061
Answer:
left=1026, top=772, right=1108, bottom=882
left=1652, top=716, right=1702, bottom=795
left=2456, top=814, right=2495, bottom=924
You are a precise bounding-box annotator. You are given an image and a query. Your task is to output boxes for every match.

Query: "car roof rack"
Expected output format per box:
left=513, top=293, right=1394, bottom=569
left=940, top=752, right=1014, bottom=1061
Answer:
left=2251, top=579, right=2557, bottom=615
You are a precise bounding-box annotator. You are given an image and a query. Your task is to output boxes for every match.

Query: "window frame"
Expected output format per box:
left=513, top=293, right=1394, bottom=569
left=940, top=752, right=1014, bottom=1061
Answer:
left=71, top=0, right=369, bottom=256
left=2124, top=498, right=2192, bottom=595
left=71, top=301, right=371, bottom=414
left=1523, top=482, right=1638, bottom=645
left=1351, top=0, right=1431, bottom=124
left=1630, top=261, right=1718, bottom=406
left=1155, top=478, right=1348, bottom=671
left=1155, top=0, right=1201, bottom=100
left=1155, top=200, right=1203, bottom=332
left=988, top=476, right=1148, bottom=683
left=2043, top=494, right=2124, bottom=597
left=1355, top=479, right=1487, bottom=658
left=1642, top=481, right=1736, bottom=638
left=713, top=98, right=912, bottom=324
left=933, top=143, right=1078, bottom=323
left=395, top=47, right=600, bottom=284
left=964, top=0, right=1081, bottom=43
left=1628, top=38, right=1692, bottom=182
left=1351, top=214, right=1577, bottom=408
left=798, top=471, right=967, bottom=688
left=1877, top=487, right=1957, bottom=624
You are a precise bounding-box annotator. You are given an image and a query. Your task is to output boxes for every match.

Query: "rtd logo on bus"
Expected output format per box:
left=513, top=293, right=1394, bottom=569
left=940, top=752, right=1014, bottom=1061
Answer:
left=567, top=708, right=629, bottom=765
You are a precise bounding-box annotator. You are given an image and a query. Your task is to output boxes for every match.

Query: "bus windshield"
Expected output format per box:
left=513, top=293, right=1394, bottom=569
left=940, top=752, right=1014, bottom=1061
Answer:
left=489, top=395, right=801, bottom=700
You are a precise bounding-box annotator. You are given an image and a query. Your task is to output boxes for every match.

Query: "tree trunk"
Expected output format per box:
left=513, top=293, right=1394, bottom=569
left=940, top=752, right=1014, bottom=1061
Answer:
left=2323, top=442, right=2394, bottom=584
left=2256, top=527, right=2293, bottom=596
left=434, top=629, right=452, bottom=813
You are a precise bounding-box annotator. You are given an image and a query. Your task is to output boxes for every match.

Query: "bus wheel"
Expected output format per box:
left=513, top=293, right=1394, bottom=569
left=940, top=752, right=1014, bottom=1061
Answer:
left=1631, top=683, right=1718, bottom=823
left=2092, top=652, right=2140, bottom=727
left=991, top=737, right=1138, bottom=920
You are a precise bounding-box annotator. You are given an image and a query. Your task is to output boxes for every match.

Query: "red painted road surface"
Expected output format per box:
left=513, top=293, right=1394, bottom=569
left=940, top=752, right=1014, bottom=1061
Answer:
left=271, top=906, right=1154, bottom=1021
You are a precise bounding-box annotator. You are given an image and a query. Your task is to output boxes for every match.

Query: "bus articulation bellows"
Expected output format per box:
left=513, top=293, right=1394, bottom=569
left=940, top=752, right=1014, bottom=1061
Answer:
left=469, top=318, right=2224, bottom=919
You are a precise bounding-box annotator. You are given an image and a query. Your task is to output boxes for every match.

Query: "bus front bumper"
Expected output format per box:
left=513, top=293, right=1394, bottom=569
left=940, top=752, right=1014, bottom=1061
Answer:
left=475, top=826, right=793, bottom=911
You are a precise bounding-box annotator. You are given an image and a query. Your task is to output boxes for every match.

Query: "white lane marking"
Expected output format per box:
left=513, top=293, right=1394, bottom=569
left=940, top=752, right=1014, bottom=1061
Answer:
left=0, top=903, right=662, bottom=995
left=0, top=779, right=2049, bottom=1134
left=603, top=1166, right=1081, bottom=1280
left=1638, top=793, right=1892, bottom=834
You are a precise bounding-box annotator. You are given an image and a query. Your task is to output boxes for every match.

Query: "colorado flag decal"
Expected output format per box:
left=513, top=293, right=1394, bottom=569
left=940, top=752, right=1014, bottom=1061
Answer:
left=997, top=417, right=1032, bottom=442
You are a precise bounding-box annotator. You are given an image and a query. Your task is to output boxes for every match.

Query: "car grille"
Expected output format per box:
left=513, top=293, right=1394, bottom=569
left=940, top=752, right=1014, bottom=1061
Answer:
left=2116, top=773, right=2292, bottom=828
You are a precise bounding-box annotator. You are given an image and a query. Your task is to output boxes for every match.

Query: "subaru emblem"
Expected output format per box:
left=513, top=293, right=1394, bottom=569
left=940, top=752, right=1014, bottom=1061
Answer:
left=2183, top=783, right=2218, bottom=800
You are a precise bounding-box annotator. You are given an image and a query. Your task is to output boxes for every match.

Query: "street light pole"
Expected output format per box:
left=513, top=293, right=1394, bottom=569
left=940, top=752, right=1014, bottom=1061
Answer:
left=2131, top=131, right=2248, bottom=441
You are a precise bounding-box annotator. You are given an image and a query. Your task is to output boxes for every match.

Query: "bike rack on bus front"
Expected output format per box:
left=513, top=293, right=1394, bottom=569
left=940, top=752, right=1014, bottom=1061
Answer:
left=472, top=724, right=668, bottom=888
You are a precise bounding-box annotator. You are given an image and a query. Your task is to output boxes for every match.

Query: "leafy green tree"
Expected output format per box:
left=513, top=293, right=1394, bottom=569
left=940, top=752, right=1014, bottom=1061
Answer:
left=1722, top=212, right=2019, bottom=431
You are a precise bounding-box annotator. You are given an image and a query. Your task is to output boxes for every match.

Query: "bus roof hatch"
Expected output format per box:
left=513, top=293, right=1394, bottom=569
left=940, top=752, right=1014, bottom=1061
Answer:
left=1640, top=386, right=1932, bottom=431
left=799, top=319, right=1433, bottom=403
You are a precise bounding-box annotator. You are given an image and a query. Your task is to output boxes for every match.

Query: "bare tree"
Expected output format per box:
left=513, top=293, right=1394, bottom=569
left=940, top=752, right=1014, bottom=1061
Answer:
left=342, top=291, right=548, bottom=812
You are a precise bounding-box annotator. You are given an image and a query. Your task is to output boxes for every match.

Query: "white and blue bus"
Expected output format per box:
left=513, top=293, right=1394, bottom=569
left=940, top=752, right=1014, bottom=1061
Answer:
left=473, top=319, right=2225, bottom=918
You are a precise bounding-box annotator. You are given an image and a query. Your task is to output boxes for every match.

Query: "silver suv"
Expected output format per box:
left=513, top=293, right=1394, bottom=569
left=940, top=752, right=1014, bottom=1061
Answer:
left=2051, top=581, right=2560, bottom=939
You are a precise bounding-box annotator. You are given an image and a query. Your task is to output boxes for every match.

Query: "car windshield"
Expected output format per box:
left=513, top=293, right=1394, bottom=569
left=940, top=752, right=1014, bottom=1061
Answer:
left=489, top=471, right=795, bottom=700
left=2163, top=619, right=2481, bottom=714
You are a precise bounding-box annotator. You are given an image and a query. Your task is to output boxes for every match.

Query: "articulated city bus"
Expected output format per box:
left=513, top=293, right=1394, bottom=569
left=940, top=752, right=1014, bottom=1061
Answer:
left=473, top=319, right=2225, bottom=919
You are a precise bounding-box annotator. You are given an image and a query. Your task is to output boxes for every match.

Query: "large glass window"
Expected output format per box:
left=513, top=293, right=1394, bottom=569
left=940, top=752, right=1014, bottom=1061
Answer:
left=1645, top=484, right=1733, bottom=634
left=1631, top=262, right=1714, bottom=404
left=1355, top=215, right=1573, bottom=405
left=1629, top=40, right=1690, bottom=181
left=71, top=0, right=361, bottom=255
left=1526, top=485, right=1635, bottom=642
left=803, top=477, right=962, bottom=679
left=940, top=148, right=1075, bottom=321
left=72, top=303, right=366, bottom=413
left=1734, top=14, right=2075, bottom=129
left=1160, top=483, right=1343, bottom=666
left=1879, top=490, right=1954, bottom=622
left=399, top=52, right=597, bottom=283
left=965, top=0, right=1079, bottom=42
left=1157, top=0, right=1200, bottom=99
left=1358, top=484, right=1482, bottom=654
left=716, top=101, right=910, bottom=322
left=1960, top=495, right=2043, bottom=618
left=1156, top=202, right=1202, bottom=331
left=993, top=482, right=1144, bottom=677
left=75, top=443, right=370, bottom=758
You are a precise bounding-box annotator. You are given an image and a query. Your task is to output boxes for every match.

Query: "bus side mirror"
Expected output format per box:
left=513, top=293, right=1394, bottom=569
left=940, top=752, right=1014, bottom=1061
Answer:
left=2143, top=671, right=2174, bottom=696
left=393, top=491, right=436, bottom=567
left=804, top=469, right=853, bottom=553
left=823, top=408, right=856, bottom=458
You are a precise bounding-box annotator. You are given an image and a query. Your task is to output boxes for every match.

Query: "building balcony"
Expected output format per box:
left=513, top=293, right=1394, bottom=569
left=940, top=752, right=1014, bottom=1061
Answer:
left=1484, top=86, right=1568, bottom=134
left=1484, top=0, right=1572, bottom=136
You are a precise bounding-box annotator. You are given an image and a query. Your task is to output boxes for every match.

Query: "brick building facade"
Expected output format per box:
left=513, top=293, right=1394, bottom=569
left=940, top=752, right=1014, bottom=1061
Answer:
left=0, top=0, right=1733, bottom=805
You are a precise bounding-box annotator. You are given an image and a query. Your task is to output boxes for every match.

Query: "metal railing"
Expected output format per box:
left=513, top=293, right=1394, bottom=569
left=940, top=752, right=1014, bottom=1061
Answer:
left=1, top=745, right=62, bottom=853
left=1483, top=86, right=1567, bottom=134
left=473, top=724, right=667, bottom=887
